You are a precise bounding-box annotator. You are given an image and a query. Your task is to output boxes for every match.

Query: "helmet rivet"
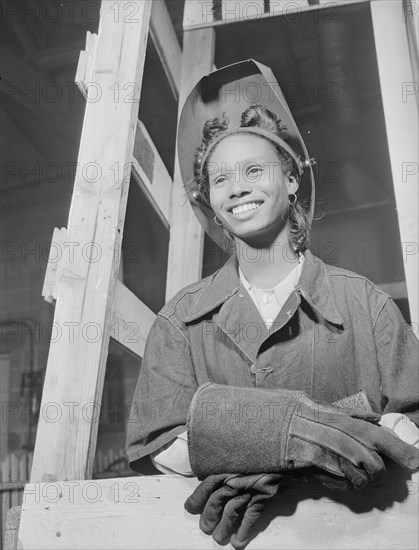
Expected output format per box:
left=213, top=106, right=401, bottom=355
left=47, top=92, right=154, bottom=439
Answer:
left=301, top=158, right=317, bottom=168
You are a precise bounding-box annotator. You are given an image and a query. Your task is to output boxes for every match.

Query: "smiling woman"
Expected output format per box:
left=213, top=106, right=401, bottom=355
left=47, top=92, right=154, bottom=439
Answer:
left=210, top=133, right=294, bottom=231
left=127, top=60, right=419, bottom=549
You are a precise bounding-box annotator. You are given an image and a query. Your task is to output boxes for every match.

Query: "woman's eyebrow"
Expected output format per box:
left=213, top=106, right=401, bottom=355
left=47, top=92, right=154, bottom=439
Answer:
left=210, top=156, right=272, bottom=174
left=240, top=156, right=269, bottom=164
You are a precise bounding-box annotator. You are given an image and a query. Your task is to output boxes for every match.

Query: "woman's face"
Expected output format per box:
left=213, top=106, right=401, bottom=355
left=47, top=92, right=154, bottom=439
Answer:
left=208, top=133, right=298, bottom=244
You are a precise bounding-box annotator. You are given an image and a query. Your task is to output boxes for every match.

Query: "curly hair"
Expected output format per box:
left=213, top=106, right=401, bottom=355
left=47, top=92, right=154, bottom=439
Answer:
left=193, top=104, right=311, bottom=252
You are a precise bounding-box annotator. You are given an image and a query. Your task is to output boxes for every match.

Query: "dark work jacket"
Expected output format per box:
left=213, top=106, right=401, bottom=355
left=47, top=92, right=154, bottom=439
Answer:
left=126, top=250, right=419, bottom=468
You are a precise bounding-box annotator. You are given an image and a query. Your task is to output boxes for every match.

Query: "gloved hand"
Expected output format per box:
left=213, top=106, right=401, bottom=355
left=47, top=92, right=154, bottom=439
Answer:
left=187, top=383, right=419, bottom=487
left=185, top=388, right=416, bottom=548
left=185, top=473, right=289, bottom=549
left=303, top=406, right=386, bottom=492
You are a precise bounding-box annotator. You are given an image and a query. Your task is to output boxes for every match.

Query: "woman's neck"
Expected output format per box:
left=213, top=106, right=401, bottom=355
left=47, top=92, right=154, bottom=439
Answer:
left=235, top=232, right=299, bottom=289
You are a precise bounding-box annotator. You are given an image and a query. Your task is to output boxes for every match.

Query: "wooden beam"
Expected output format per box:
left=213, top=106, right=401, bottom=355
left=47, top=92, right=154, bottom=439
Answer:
left=404, top=0, right=419, bottom=111
left=183, top=0, right=376, bottom=30
left=371, top=0, right=419, bottom=326
left=222, top=0, right=264, bottom=22
left=42, top=227, right=66, bottom=305
left=150, top=0, right=182, bottom=98
left=183, top=0, right=214, bottom=29
left=75, top=32, right=98, bottom=100
left=111, top=281, right=156, bottom=358
left=131, top=120, right=172, bottom=229
left=165, top=25, right=216, bottom=301
left=404, top=0, right=419, bottom=48
left=18, top=471, right=419, bottom=548
left=30, top=0, right=152, bottom=484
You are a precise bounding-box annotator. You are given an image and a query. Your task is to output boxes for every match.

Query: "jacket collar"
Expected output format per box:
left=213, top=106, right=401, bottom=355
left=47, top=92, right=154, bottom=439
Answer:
left=296, top=250, right=344, bottom=325
left=184, top=249, right=344, bottom=326
left=184, top=254, right=241, bottom=323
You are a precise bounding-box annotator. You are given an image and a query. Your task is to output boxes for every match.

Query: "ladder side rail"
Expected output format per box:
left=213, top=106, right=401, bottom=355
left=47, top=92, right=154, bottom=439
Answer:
left=30, top=0, right=153, bottom=484
left=165, top=17, right=216, bottom=300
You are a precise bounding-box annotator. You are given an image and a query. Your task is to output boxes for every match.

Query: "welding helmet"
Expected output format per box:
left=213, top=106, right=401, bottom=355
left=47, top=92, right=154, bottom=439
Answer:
left=177, top=59, right=316, bottom=252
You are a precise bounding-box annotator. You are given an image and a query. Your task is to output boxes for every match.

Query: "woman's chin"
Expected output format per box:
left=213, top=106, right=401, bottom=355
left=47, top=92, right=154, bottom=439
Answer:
left=230, top=222, right=287, bottom=247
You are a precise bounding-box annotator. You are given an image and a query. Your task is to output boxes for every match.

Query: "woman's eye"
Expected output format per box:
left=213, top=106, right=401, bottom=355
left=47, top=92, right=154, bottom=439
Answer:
left=246, top=166, right=262, bottom=177
left=213, top=175, right=227, bottom=185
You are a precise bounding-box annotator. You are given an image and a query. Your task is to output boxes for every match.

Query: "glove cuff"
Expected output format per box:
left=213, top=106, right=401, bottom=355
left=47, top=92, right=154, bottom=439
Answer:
left=187, top=382, right=304, bottom=479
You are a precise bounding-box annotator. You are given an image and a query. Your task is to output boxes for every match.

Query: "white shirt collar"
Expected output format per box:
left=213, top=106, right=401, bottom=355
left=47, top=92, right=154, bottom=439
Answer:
left=239, top=253, right=304, bottom=298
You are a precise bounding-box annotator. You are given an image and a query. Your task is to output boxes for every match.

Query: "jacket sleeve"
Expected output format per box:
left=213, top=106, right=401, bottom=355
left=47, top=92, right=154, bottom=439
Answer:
left=374, top=296, right=419, bottom=426
left=126, top=313, right=198, bottom=469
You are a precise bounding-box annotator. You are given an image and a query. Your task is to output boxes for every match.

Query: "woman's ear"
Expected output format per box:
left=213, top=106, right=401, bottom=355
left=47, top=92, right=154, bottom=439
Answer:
left=286, top=174, right=299, bottom=195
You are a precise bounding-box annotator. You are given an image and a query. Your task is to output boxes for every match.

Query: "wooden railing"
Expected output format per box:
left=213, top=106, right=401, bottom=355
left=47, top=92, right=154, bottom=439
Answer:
left=1, top=449, right=132, bottom=541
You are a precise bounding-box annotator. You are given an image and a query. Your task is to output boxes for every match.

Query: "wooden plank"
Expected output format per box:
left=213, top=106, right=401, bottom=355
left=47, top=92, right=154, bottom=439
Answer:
left=404, top=0, right=419, bottom=48
left=131, top=121, right=172, bottom=229
left=111, top=280, right=156, bottom=358
left=42, top=227, right=66, bottom=305
left=371, top=0, right=419, bottom=327
left=84, top=31, right=98, bottom=89
left=165, top=28, right=215, bottom=301
left=150, top=0, right=182, bottom=98
left=75, top=50, right=88, bottom=97
left=268, top=0, right=371, bottom=17
left=183, top=0, right=375, bottom=30
left=75, top=31, right=98, bottom=99
left=18, top=472, right=419, bottom=549
left=404, top=0, right=419, bottom=111
left=183, top=0, right=214, bottom=29
left=29, top=0, right=152, bottom=484
left=222, top=0, right=264, bottom=22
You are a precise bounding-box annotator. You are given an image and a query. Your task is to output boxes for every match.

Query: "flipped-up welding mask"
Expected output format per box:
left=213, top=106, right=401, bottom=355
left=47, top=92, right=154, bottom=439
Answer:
left=177, top=59, right=316, bottom=253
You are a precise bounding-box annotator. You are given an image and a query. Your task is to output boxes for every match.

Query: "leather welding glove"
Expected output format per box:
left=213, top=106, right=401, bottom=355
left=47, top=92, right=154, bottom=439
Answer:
left=185, top=473, right=288, bottom=549
left=184, top=409, right=380, bottom=548
left=184, top=391, right=395, bottom=549
left=187, top=383, right=419, bottom=486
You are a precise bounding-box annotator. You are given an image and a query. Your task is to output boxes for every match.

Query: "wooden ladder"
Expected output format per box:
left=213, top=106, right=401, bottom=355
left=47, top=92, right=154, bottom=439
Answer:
left=6, top=1, right=418, bottom=548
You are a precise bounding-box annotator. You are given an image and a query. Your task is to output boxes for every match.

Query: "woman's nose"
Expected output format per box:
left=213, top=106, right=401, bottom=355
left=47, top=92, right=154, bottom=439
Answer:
left=228, top=171, right=252, bottom=198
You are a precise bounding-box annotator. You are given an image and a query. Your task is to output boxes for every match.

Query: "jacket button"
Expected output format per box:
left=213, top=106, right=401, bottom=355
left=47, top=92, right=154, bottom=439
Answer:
left=239, top=293, right=245, bottom=298
left=250, top=364, right=257, bottom=374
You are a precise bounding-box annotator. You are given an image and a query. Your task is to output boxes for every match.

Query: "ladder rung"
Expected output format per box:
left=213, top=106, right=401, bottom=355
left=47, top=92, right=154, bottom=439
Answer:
left=112, top=280, right=156, bottom=358
left=150, top=0, right=182, bottom=99
left=131, top=120, right=172, bottom=230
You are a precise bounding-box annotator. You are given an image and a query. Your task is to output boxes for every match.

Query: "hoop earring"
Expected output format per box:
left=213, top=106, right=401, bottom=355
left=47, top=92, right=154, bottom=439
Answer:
left=289, top=193, right=297, bottom=206
left=214, top=215, right=223, bottom=226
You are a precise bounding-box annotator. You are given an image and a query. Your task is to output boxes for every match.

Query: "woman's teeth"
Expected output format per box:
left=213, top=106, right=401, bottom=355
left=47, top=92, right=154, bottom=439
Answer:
left=231, top=202, right=263, bottom=216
